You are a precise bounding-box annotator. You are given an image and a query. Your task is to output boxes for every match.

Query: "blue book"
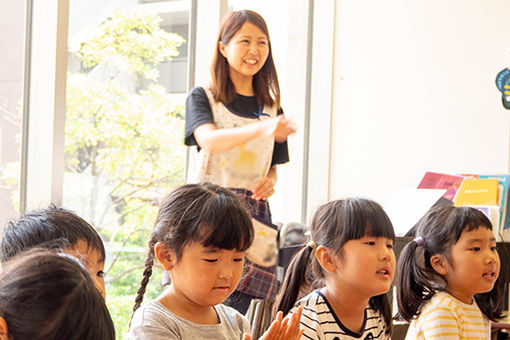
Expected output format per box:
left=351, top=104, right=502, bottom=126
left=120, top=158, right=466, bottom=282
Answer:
left=479, top=175, right=510, bottom=231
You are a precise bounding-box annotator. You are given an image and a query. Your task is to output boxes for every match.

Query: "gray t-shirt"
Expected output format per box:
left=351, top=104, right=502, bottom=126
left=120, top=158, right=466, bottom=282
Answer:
left=128, top=300, right=250, bottom=340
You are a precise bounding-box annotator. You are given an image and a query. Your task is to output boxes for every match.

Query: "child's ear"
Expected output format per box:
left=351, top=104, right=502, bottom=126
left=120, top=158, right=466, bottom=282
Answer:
left=315, top=245, right=337, bottom=273
left=154, top=242, right=176, bottom=271
left=0, top=317, right=9, bottom=340
left=430, top=254, right=448, bottom=276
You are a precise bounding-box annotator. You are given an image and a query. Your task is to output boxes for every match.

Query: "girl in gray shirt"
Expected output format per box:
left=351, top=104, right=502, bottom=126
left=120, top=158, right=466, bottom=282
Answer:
left=128, top=183, right=302, bottom=340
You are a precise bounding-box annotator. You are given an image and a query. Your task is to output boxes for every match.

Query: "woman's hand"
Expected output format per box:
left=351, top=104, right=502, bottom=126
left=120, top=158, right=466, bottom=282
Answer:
left=252, top=166, right=277, bottom=201
left=260, top=116, right=296, bottom=143
left=242, top=307, right=304, bottom=340
left=251, top=176, right=275, bottom=200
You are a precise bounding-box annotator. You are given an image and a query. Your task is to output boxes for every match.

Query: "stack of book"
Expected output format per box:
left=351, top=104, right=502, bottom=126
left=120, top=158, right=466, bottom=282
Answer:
left=418, top=172, right=510, bottom=241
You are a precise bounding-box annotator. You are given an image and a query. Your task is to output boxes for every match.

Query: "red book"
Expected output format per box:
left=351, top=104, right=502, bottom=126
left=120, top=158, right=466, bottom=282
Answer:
left=417, top=172, right=465, bottom=201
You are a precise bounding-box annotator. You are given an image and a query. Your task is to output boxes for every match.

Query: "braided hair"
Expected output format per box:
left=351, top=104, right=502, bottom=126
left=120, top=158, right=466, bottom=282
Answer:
left=131, top=183, right=254, bottom=316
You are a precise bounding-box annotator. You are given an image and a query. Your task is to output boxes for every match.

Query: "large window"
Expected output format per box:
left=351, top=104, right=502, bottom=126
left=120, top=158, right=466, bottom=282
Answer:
left=0, top=1, right=27, bottom=227
left=65, top=0, right=189, bottom=337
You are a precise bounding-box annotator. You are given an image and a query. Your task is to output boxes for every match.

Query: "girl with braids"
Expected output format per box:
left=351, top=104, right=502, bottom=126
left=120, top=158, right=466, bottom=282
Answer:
left=396, top=206, right=503, bottom=340
left=128, top=183, right=303, bottom=340
left=273, top=198, right=396, bottom=340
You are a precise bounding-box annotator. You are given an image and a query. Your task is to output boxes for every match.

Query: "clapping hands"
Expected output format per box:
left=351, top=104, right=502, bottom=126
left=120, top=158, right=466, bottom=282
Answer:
left=243, top=306, right=304, bottom=340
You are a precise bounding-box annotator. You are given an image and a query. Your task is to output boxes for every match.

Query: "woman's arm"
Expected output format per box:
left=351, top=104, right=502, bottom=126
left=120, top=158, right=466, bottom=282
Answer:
left=194, top=116, right=295, bottom=154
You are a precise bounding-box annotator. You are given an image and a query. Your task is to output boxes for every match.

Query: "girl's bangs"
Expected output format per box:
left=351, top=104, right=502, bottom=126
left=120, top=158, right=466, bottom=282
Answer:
left=364, top=213, right=396, bottom=240
left=451, top=206, right=494, bottom=242
left=194, top=194, right=253, bottom=252
left=346, top=200, right=395, bottom=241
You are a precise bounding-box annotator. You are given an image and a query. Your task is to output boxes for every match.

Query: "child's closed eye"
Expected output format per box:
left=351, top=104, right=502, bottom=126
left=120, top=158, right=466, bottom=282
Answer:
left=203, top=259, right=218, bottom=263
left=233, top=257, right=244, bottom=262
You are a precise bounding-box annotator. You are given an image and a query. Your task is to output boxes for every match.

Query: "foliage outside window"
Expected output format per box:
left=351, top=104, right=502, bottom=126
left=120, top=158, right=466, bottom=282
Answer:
left=65, top=8, right=186, bottom=337
left=0, top=7, right=186, bottom=338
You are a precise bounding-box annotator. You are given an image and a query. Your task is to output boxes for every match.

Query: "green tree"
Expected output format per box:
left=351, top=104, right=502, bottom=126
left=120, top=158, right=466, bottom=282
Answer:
left=66, top=7, right=186, bottom=338
left=0, top=7, right=186, bottom=338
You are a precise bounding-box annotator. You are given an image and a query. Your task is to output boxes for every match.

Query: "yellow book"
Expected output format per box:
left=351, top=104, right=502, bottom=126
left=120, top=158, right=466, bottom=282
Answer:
left=453, top=178, right=499, bottom=206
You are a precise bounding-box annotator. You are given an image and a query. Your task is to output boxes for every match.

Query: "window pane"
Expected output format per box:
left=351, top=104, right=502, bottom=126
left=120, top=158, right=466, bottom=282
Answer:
left=65, top=1, right=189, bottom=337
left=0, top=1, right=26, bottom=226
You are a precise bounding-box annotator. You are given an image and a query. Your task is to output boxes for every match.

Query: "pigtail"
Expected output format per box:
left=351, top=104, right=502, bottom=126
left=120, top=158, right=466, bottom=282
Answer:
left=131, top=240, right=156, bottom=318
left=273, top=245, right=316, bottom=317
left=396, top=239, right=443, bottom=321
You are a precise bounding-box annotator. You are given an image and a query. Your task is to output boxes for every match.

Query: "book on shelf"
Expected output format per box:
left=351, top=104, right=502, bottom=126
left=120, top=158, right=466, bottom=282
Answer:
left=453, top=178, right=499, bottom=207
left=478, top=174, right=510, bottom=233
left=417, top=171, right=465, bottom=201
left=415, top=172, right=510, bottom=241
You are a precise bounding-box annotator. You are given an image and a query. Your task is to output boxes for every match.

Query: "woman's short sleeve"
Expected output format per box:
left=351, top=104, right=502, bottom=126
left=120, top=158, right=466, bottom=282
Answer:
left=184, top=87, right=214, bottom=146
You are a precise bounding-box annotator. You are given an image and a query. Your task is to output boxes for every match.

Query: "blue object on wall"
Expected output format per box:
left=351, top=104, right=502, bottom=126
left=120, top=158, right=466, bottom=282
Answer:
left=496, top=68, right=510, bottom=110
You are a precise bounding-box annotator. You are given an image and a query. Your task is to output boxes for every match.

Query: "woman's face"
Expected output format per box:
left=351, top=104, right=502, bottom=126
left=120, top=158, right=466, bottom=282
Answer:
left=219, top=21, right=270, bottom=84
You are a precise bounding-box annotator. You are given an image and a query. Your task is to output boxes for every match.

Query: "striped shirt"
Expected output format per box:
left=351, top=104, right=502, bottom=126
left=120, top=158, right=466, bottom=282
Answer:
left=292, top=290, right=390, bottom=340
left=405, top=291, right=490, bottom=340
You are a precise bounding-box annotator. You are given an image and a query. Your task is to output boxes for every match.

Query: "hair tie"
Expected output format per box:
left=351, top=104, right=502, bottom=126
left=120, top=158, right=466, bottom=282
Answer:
left=414, top=236, right=424, bottom=247
left=307, top=240, right=317, bottom=250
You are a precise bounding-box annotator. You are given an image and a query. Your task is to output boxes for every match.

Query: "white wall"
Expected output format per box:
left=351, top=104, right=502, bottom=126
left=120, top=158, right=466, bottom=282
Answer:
left=329, top=0, right=510, bottom=207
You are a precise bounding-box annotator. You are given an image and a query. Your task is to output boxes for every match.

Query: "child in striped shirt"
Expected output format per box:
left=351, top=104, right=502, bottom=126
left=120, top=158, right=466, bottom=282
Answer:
left=396, top=206, right=503, bottom=340
left=273, top=198, right=396, bottom=340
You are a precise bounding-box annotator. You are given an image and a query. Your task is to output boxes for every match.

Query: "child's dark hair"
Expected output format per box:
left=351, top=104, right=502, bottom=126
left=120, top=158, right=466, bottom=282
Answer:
left=0, top=249, right=115, bottom=340
left=211, top=9, right=280, bottom=108
left=273, top=198, right=395, bottom=334
left=0, top=205, right=105, bottom=263
left=396, top=205, right=504, bottom=321
left=132, top=182, right=254, bottom=314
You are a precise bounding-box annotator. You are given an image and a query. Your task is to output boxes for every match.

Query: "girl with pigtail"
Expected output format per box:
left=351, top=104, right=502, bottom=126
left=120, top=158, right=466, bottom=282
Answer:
left=128, top=183, right=302, bottom=340
left=273, top=198, right=396, bottom=340
left=396, top=206, right=503, bottom=340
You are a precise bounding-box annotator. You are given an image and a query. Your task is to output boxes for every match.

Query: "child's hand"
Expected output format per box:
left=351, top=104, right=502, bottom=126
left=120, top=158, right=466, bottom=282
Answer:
left=242, top=312, right=283, bottom=340
left=243, top=307, right=304, bottom=340
left=280, top=306, right=304, bottom=340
